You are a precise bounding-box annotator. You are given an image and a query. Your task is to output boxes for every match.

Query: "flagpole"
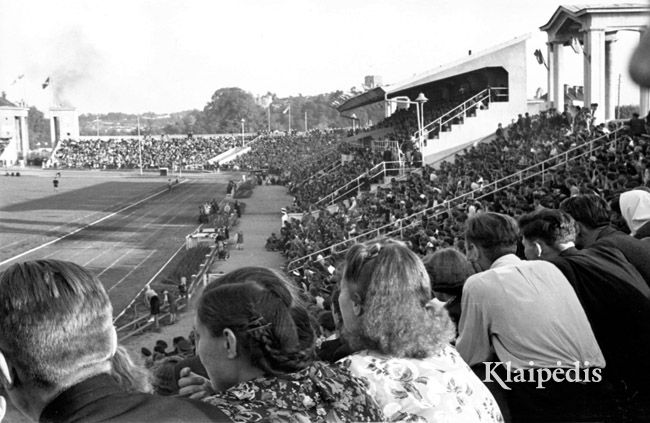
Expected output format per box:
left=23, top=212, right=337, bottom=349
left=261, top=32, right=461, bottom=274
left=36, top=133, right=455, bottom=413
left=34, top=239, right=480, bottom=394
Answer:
left=304, top=111, right=307, bottom=132
left=289, top=106, right=291, bottom=133
left=267, top=106, right=271, bottom=132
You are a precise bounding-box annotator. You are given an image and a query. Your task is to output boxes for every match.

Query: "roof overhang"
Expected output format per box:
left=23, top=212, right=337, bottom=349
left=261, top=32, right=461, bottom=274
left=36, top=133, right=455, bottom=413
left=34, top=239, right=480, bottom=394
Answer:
left=385, top=34, right=530, bottom=96
left=337, top=87, right=387, bottom=113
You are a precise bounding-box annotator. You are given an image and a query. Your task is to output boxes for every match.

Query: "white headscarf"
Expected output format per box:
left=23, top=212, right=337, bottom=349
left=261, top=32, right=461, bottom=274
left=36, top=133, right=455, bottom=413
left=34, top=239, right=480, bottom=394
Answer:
left=620, top=190, right=650, bottom=235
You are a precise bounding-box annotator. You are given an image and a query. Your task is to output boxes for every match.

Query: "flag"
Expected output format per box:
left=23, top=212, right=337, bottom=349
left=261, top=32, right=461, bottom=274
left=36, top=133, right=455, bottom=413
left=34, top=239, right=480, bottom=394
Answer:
left=282, top=105, right=291, bottom=114
left=10, top=74, right=24, bottom=86
left=42, top=77, right=50, bottom=89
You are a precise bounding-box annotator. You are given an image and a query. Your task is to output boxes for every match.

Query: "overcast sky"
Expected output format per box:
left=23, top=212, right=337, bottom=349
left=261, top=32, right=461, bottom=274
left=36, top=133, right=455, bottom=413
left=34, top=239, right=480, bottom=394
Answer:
left=0, top=0, right=641, bottom=113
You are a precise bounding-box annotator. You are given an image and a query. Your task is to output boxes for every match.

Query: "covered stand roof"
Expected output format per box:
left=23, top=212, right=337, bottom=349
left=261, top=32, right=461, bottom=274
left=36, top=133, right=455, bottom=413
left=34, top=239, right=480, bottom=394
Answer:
left=337, top=34, right=530, bottom=113
left=337, top=87, right=386, bottom=113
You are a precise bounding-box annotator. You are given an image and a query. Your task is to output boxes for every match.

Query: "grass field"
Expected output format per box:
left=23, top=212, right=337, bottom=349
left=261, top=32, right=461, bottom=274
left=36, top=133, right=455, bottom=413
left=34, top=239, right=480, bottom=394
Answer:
left=0, top=167, right=233, bottom=316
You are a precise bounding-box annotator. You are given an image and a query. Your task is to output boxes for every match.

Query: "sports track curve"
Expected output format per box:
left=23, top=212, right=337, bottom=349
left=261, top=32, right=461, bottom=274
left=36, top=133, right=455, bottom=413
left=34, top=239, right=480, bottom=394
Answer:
left=0, top=170, right=232, bottom=316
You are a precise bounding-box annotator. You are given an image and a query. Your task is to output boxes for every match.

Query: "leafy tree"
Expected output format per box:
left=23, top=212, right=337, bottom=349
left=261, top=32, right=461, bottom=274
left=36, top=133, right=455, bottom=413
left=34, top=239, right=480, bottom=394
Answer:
left=203, top=87, right=265, bottom=133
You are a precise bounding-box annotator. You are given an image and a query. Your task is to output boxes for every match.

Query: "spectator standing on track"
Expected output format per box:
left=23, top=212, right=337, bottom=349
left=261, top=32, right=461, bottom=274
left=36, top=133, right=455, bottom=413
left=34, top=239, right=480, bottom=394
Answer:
left=53, top=175, right=59, bottom=192
left=145, top=286, right=161, bottom=330
left=178, top=277, right=188, bottom=301
left=236, top=231, right=244, bottom=250
left=168, top=178, right=173, bottom=193
left=163, top=289, right=178, bottom=324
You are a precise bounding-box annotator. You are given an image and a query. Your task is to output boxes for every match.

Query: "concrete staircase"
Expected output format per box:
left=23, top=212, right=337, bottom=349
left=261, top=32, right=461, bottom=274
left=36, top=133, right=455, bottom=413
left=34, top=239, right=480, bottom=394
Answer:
left=421, top=101, right=511, bottom=164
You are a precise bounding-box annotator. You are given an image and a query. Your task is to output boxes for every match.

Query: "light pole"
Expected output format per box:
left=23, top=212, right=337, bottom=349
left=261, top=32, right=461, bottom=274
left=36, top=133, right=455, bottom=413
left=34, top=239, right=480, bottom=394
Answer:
left=385, top=93, right=428, bottom=152
left=241, top=118, right=245, bottom=147
left=415, top=92, right=428, bottom=151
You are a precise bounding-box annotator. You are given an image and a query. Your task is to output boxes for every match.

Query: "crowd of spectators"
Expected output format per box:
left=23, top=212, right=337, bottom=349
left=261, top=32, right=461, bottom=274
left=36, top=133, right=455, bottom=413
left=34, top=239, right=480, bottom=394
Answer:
left=54, top=135, right=238, bottom=169
left=278, top=107, right=648, bottom=292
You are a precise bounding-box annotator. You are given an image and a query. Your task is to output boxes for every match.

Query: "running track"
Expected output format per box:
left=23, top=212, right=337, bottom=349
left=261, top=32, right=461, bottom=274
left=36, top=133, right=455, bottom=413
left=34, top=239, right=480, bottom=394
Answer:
left=0, top=170, right=230, bottom=315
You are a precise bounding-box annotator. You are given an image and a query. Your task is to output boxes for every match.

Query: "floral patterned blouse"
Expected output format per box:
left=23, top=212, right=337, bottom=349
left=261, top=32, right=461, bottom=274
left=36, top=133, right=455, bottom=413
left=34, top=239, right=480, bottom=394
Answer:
left=201, top=360, right=384, bottom=422
left=339, top=345, right=503, bottom=422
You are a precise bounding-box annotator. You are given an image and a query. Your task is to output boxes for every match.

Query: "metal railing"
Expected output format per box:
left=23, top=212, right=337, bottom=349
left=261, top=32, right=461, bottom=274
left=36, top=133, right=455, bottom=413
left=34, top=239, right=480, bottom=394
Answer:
left=286, top=127, right=624, bottom=272
left=413, top=87, right=509, bottom=141
left=315, top=161, right=414, bottom=206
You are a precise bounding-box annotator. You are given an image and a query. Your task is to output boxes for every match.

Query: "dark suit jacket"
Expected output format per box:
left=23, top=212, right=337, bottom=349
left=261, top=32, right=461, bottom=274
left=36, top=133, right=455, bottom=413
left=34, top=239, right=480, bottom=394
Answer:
left=40, top=373, right=231, bottom=423
left=551, top=247, right=650, bottom=392
left=593, top=225, right=650, bottom=288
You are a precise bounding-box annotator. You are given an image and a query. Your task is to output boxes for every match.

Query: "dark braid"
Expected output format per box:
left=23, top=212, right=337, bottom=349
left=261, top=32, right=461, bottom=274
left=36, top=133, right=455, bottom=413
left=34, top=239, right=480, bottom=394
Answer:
left=198, top=267, right=317, bottom=378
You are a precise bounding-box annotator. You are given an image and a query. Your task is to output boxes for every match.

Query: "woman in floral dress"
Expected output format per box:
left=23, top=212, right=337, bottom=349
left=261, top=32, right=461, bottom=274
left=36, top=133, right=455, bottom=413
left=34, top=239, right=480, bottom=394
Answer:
left=181, top=266, right=383, bottom=422
left=337, top=238, right=503, bottom=422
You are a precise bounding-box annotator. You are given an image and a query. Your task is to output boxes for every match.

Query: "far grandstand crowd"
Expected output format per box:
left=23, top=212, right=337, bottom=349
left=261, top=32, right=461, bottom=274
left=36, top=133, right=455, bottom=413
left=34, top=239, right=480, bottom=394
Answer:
left=54, top=135, right=239, bottom=169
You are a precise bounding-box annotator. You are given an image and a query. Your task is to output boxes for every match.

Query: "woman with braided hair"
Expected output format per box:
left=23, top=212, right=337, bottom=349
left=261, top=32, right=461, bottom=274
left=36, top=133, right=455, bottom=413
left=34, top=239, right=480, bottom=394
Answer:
left=180, top=266, right=383, bottom=422
left=338, top=238, right=502, bottom=422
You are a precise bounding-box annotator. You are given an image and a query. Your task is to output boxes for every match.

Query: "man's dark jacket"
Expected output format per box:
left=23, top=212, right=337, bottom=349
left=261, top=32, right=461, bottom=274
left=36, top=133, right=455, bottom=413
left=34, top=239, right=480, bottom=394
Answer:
left=551, top=246, right=650, bottom=392
left=40, top=373, right=231, bottom=423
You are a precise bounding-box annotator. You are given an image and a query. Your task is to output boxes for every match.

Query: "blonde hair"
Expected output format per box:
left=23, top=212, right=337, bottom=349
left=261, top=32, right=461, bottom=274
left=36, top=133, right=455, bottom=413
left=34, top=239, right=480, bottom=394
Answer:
left=111, top=346, right=153, bottom=393
left=342, top=238, right=455, bottom=358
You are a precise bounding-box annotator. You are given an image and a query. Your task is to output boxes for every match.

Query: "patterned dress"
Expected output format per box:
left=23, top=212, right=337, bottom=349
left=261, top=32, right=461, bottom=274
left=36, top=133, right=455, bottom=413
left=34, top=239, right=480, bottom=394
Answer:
left=339, top=345, right=503, bottom=422
left=202, top=360, right=384, bottom=422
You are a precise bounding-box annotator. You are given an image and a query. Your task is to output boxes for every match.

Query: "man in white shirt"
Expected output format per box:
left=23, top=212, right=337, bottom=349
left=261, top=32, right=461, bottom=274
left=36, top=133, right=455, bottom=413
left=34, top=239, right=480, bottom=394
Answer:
left=457, top=212, right=609, bottom=421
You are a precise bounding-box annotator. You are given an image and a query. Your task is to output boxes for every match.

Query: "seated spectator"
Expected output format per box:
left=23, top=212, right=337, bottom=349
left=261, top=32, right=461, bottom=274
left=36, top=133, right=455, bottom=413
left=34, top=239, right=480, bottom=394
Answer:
left=458, top=213, right=609, bottom=421
left=619, top=188, right=650, bottom=240
left=423, top=247, right=473, bottom=330
left=560, top=194, right=650, bottom=285
left=627, top=112, right=647, bottom=136
left=338, top=238, right=502, bottom=422
left=519, top=210, right=650, bottom=417
left=0, top=259, right=230, bottom=422
left=179, top=266, right=383, bottom=422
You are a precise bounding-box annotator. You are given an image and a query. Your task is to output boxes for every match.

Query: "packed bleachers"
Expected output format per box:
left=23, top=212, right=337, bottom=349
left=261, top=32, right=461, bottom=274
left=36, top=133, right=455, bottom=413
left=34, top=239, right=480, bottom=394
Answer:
left=54, top=135, right=238, bottom=169
left=282, top=108, right=642, bottom=278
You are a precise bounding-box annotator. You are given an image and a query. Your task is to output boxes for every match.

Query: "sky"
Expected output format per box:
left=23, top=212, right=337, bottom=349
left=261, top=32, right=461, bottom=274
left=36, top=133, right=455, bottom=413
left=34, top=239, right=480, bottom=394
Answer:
left=0, top=0, right=644, bottom=114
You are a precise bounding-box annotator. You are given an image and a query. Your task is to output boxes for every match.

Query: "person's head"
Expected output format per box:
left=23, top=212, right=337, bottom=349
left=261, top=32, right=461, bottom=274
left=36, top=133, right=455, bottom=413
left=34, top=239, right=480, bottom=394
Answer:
left=464, top=212, right=519, bottom=269
left=619, top=189, right=650, bottom=236
left=0, top=260, right=117, bottom=420
left=559, top=194, right=611, bottom=248
left=338, top=238, right=455, bottom=359
left=519, top=209, right=577, bottom=260
left=195, top=267, right=314, bottom=392
left=423, top=248, right=473, bottom=301
left=150, top=356, right=182, bottom=396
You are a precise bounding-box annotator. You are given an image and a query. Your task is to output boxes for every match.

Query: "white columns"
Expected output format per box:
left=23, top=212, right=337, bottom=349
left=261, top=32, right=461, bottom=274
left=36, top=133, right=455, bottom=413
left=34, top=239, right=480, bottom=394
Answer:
left=49, top=116, right=56, bottom=147
left=550, top=42, right=565, bottom=112
left=605, top=34, right=617, bottom=120
left=583, top=28, right=606, bottom=122
left=20, top=116, right=29, bottom=153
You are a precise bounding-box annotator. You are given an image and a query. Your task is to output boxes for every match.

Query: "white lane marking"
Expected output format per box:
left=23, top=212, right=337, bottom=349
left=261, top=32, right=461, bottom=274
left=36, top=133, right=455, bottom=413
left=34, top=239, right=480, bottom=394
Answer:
left=0, top=186, right=173, bottom=267
left=107, top=250, right=157, bottom=292
left=97, top=248, right=136, bottom=277
left=112, top=243, right=185, bottom=322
